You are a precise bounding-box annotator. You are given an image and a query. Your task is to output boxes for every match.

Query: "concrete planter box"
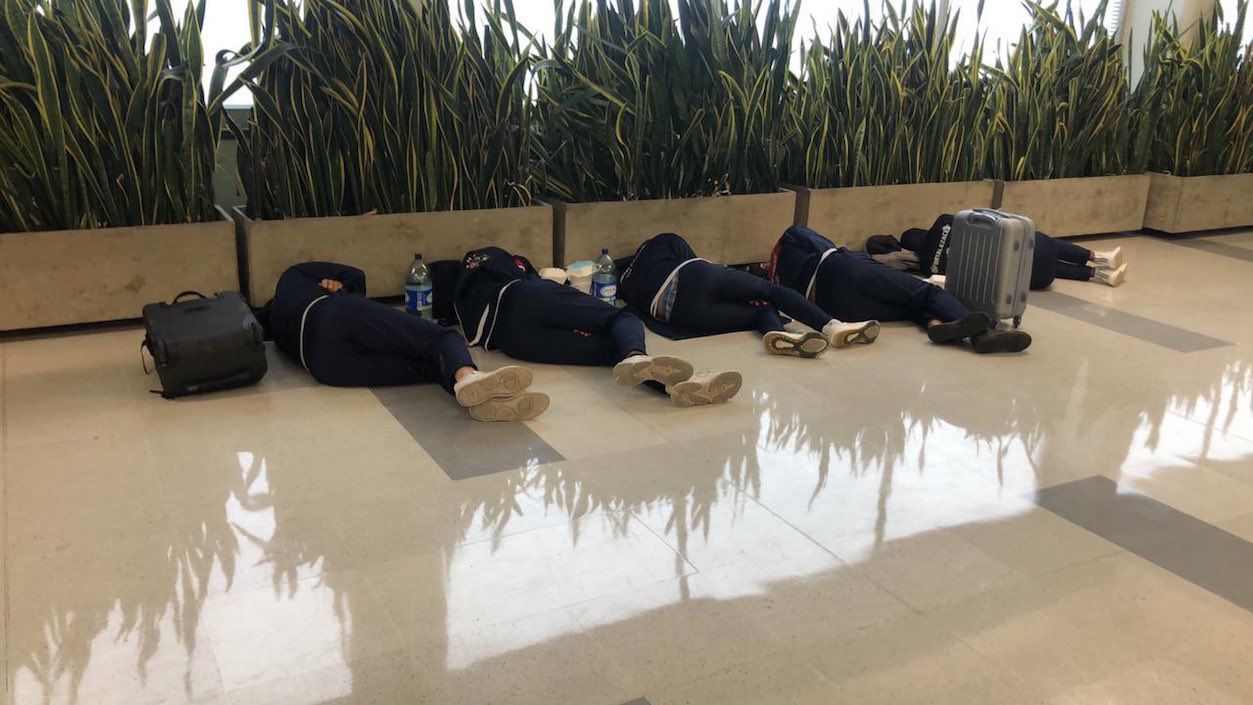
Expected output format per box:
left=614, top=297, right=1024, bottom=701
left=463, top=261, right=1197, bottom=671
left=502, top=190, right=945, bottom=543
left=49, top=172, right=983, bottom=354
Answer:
left=996, top=174, right=1150, bottom=237
left=235, top=204, right=553, bottom=304
left=0, top=207, right=237, bottom=331
left=550, top=190, right=796, bottom=266
left=792, top=180, right=996, bottom=250
left=1143, top=172, right=1253, bottom=233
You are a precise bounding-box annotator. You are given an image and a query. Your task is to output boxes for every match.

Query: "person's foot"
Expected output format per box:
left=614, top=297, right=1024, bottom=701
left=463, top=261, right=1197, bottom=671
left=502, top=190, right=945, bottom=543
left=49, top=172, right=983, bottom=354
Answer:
left=823, top=319, right=881, bottom=347
left=612, top=354, right=694, bottom=387
left=1092, top=247, right=1123, bottom=269
left=453, top=365, right=533, bottom=407
left=763, top=330, right=829, bottom=358
left=927, top=312, right=993, bottom=345
left=971, top=329, right=1032, bottom=354
left=668, top=372, right=743, bottom=407
left=469, top=391, right=550, bottom=422
left=1094, top=263, right=1128, bottom=288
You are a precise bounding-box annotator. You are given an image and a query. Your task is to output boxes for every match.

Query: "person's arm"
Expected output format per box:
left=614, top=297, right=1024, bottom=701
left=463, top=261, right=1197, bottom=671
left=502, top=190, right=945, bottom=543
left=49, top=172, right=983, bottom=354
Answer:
left=287, top=262, right=368, bottom=295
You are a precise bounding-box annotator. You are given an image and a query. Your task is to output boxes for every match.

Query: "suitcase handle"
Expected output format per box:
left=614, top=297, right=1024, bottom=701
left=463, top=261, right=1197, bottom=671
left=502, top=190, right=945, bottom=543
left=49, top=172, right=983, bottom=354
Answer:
left=172, top=291, right=207, bottom=303
left=966, top=211, right=999, bottom=229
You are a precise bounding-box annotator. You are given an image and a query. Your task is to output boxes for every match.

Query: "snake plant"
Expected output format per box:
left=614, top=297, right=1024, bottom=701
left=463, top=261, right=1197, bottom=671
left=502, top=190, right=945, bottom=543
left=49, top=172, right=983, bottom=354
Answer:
left=786, top=1, right=997, bottom=188
left=1130, top=0, right=1253, bottom=176
left=0, top=0, right=264, bottom=232
left=985, top=0, right=1135, bottom=180
left=533, top=0, right=800, bottom=202
left=233, top=0, right=537, bottom=220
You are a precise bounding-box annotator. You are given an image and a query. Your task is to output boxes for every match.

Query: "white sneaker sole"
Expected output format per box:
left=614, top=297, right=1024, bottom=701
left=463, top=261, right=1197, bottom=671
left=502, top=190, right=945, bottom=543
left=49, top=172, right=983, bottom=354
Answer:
left=455, top=365, right=533, bottom=407
left=763, top=331, right=829, bottom=358
left=1095, top=247, right=1124, bottom=269
left=612, top=355, right=694, bottom=387
left=1097, top=265, right=1127, bottom=288
left=469, top=392, right=550, bottom=422
left=669, top=372, right=743, bottom=407
left=831, top=321, right=881, bottom=348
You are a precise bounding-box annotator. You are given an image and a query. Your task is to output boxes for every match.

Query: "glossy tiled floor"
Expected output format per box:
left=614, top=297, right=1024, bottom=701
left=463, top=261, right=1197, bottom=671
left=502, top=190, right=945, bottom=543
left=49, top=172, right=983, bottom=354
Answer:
left=4, top=232, right=1253, bottom=705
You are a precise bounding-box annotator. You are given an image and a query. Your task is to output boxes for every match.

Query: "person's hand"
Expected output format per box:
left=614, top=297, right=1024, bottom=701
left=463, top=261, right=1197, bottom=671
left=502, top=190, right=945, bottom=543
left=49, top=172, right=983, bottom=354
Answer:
left=319, top=278, right=344, bottom=293
left=872, top=250, right=920, bottom=271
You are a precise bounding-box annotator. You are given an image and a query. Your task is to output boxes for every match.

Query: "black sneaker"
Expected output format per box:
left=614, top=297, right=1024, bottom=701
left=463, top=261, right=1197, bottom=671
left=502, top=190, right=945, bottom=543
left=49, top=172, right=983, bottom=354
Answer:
left=927, top=312, right=993, bottom=345
left=971, top=329, right=1033, bottom=354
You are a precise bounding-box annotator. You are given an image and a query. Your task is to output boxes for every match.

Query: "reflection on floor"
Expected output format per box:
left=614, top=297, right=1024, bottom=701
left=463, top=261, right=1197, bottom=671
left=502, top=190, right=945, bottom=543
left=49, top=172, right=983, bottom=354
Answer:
left=3, top=232, right=1253, bottom=705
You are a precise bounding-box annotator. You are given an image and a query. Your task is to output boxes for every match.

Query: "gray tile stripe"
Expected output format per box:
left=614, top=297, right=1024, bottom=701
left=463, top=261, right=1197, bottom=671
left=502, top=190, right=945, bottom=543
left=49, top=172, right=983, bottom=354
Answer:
left=372, top=385, right=563, bottom=480
left=1169, top=238, right=1253, bottom=262
left=1035, top=476, right=1253, bottom=613
left=1030, top=291, right=1232, bottom=353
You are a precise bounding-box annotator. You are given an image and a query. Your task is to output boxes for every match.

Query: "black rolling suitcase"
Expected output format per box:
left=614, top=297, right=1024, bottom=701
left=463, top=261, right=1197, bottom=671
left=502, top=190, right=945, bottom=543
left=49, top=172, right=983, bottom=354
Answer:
left=142, top=291, right=268, bottom=399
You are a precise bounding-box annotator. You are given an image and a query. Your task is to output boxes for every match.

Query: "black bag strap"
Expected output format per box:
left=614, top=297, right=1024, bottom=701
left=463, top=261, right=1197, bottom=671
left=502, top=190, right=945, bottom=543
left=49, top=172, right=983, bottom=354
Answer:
left=172, top=291, right=207, bottom=303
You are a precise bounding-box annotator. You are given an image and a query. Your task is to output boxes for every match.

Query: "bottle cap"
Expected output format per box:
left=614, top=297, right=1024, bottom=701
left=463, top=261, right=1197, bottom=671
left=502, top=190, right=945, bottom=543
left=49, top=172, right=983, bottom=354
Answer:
left=601, top=248, right=609, bottom=255
left=414, top=253, right=422, bottom=260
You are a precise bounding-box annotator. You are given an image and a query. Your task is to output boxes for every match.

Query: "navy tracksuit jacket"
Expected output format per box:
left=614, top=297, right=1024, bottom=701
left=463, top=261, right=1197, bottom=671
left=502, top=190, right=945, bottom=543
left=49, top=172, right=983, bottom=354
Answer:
left=454, top=247, right=646, bottom=365
left=771, top=226, right=970, bottom=328
left=258, top=261, right=472, bottom=392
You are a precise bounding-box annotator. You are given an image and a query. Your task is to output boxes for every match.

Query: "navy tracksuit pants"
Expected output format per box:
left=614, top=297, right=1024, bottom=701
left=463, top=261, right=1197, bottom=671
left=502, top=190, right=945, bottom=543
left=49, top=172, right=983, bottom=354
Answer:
left=492, top=281, right=647, bottom=365
left=671, top=261, right=833, bottom=336
left=303, top=295, right=474, bottom=393
left=1031, top=234, right=1095, bottom=289
left=813, top=250, right=970, bottom=328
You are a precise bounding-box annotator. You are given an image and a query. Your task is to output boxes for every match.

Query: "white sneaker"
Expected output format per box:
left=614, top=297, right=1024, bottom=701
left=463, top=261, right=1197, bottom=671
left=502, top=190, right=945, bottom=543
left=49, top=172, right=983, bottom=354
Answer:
left=469, top=392, right=550, bottom=422
left=823, top=319, right=880, bottom=347
left=668, top=371, right=743, bottom=407
left=1094, top=263, right=1128, bottom=288
left=1092, top=247, right=1123, bottom=269
left=612, top=354, right=694, bottom=387
left=453, top=365, right=533, bottom=407
left=762, top=330, right=829, bottom=358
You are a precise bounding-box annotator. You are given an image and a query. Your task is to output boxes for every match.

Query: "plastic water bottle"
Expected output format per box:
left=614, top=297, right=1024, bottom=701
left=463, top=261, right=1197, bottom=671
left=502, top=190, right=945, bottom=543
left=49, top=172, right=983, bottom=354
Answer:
left=405, top=253, right=433, bottom=318
left=592, top=248, right=617, bottom=305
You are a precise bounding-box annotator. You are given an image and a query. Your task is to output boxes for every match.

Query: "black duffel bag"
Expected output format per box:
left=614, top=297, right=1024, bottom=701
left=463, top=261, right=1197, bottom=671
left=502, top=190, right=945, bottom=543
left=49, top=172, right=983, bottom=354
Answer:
left=141, top=291, right=268, bottom=399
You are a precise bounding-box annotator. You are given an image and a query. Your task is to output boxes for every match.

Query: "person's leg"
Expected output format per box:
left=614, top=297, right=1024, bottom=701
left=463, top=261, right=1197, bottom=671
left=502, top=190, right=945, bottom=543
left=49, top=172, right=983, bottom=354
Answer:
left=1056, top=236, right=1123, bottom=270
left=1056, top=261, right=1095, bottom=281
left=607, top=314, right=648, bottom=360
left=669, top=264, right=767, bottom=335
left=1054, top=238, right=1093, bottom=265
left=311, top=348, right=438, bottom=387
left=310, top=299, right=545, bottom=418
left=817, top=252, right=941, bottom=325
left=689, top=264, right=835, bottom=357
left=914, top=287, right=1032, bottom=353
left=312, top=298, right=475, bottom=392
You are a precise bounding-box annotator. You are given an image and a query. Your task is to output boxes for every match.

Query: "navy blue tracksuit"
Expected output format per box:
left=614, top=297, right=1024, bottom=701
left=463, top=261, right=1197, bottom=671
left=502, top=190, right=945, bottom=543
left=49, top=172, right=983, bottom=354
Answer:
left=455, top=247, right=646, bottom=365
left=772, top=226, right=970, bottom=328
left=257, top=262, right=473, bottom=393
left=899, top=214, right=1095, bottom=290
left=617, top=233, right=833, bottom=339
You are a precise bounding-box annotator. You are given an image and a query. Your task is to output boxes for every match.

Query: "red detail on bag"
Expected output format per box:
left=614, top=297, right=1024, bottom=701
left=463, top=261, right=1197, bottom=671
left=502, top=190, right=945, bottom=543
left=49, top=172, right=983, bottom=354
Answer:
left=766, top=239, right=783, bottom=283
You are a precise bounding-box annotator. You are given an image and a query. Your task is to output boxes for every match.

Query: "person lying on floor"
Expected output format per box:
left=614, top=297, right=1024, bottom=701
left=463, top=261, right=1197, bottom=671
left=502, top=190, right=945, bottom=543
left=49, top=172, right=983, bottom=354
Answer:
left=256, top=261, right=548, bottom=422
left=867, top=214, right=1128, bottom=288
left=770, top=226, right=1033, bottom=354
left=453, top=247, right=742, bottom=407
left=615, top=232, right=879, bottom=358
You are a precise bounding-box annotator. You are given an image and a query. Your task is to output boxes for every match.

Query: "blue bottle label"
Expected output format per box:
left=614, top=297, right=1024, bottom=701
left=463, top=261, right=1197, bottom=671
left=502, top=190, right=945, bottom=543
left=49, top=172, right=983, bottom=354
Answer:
left=405, top=286, right=433, bottom=314
left=593, top=280, right=617, bottom=304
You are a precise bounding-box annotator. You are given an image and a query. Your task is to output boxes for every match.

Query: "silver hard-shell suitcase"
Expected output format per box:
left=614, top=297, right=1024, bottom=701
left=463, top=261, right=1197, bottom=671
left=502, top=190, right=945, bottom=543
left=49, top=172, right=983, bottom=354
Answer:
left=944, top=209, right=1035, bottom=328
